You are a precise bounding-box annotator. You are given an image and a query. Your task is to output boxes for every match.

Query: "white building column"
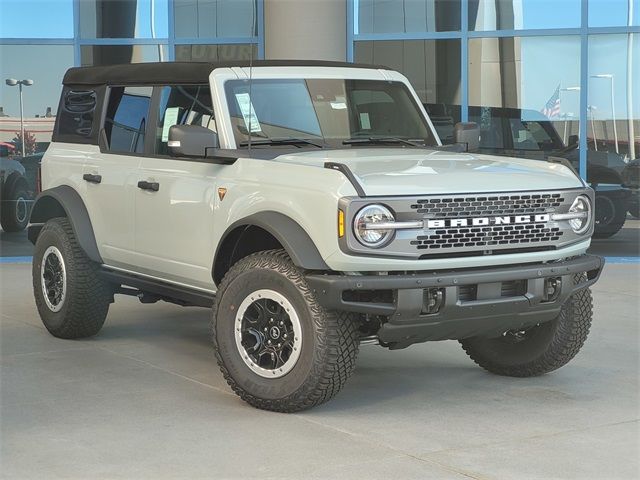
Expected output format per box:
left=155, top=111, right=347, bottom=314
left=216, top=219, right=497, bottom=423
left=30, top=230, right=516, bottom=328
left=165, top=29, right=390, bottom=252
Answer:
left=264, top=0, right=347, bottom=61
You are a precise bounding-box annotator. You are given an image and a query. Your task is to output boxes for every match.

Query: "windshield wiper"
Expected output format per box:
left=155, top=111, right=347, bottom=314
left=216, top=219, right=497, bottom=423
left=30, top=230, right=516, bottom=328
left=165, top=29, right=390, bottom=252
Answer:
left=239, top=137, right=325, bottom=148
left=342, top=137, right=427, bottom=148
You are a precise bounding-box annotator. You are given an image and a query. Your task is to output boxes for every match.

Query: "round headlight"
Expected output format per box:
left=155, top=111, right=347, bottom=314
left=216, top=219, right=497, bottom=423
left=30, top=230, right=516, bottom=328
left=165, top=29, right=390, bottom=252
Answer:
left=354, top=204, right=395, bottom=248
left=569, top=195, right=591, bottom=234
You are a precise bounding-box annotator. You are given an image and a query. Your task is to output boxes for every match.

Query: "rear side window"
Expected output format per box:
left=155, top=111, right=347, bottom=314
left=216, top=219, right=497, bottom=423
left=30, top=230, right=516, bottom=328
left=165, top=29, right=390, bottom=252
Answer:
left=57, top=89, right=97, bottom=140
left=104, top=86, right=152, bottom=154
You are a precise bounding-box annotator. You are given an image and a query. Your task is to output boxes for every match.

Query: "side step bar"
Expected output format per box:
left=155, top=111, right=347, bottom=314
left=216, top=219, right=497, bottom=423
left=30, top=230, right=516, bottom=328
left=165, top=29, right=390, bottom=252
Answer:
left=99, top=268, right=215, bottom=308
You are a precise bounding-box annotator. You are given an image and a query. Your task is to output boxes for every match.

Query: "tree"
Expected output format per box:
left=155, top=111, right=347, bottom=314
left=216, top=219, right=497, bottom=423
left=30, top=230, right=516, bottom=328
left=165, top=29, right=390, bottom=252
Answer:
left=12, top=131, right=37, bottom=156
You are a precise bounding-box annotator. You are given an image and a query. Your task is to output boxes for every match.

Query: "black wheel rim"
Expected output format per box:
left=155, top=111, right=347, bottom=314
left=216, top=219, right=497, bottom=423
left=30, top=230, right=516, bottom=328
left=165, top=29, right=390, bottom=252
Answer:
left=40, top=246, right=66, bottom=312
left=235, top=289, right=302, bottom=378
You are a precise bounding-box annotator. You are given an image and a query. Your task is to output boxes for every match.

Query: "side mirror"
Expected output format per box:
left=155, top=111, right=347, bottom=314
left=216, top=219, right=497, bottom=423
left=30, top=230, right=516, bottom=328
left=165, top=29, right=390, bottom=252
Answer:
left=454, top=122, right=480, bottom=153
left=168, top=125, right=219, bottom=158
left=568, top=134, right=579, bottom=146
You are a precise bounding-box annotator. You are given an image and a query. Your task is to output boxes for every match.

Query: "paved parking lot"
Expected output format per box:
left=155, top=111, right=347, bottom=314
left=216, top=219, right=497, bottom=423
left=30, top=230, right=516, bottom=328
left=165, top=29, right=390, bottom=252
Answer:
left=1, top=262, right=638, bottom=479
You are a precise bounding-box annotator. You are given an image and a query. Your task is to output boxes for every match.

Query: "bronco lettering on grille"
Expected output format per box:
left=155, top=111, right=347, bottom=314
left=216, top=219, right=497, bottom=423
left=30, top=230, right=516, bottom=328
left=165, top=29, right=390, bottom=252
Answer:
left=426, top=214, right=550, bottom=229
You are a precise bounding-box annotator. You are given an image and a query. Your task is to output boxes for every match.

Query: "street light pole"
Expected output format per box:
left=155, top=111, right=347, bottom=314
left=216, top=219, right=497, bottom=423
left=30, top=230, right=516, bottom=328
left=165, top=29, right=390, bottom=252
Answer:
left=5, top=78, right=34, bottom=158
left=560, top=86, right=580, bottom=145
left=591, top=74, right=619, bottom=154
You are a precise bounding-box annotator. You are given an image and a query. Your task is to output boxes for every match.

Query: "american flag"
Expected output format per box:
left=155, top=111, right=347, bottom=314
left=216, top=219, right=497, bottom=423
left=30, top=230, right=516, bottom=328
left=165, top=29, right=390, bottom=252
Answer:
left=541, top=84, right=561, bottom=118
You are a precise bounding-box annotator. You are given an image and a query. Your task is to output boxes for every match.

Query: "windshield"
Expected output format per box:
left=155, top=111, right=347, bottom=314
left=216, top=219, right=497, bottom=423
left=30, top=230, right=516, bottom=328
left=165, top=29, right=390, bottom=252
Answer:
left=224, top=79, right=436, bottom=148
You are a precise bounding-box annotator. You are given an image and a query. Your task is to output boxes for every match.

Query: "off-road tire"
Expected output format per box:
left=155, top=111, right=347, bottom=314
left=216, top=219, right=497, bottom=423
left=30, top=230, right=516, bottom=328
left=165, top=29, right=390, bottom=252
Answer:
left=1, top=182, right=30, bottom=232
left=33, top=217, right=112, bottom=339
left=593, top=193, right=627, bottom=239
left=212, top=249, right=360, bottom=412
left=459, top=274, right=592, bottom=377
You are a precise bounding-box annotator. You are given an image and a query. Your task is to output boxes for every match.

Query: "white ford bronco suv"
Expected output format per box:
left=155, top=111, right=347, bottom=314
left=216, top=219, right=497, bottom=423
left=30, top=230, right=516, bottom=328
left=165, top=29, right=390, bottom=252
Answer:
left=29, top=61, right=603, bottom=412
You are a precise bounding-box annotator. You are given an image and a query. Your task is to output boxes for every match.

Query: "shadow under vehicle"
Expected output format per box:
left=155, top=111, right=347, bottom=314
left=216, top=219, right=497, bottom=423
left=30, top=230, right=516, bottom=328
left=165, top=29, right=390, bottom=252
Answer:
left=0, top=145, right=40, bottom=232
left=425, top=104, right=636, bottom=238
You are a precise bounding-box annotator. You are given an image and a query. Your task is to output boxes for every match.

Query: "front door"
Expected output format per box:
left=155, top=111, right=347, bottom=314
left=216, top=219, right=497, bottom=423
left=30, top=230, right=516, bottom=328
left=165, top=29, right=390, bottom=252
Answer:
left=132, top=84, right=222, bottom=291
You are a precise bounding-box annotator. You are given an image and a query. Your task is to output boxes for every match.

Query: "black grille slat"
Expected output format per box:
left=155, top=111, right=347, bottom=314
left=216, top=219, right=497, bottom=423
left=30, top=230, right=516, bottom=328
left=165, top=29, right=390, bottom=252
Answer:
left=411, top=193, right=564, bottom=217
left=415, top=223, right=562, bottom=250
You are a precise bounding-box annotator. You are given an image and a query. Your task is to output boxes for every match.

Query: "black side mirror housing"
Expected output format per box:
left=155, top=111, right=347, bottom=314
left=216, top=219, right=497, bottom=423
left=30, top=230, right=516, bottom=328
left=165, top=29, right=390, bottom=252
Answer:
left=453, top=122, right=480, bottom=153
left=168, top=125, right=219, bottom=158
left=568, top=134, right=579, bottom=146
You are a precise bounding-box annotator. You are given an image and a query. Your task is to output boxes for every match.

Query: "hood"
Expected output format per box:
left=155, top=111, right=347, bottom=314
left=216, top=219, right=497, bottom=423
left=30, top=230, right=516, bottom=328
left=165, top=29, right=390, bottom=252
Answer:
left=272, top=148, right=584, bottom=196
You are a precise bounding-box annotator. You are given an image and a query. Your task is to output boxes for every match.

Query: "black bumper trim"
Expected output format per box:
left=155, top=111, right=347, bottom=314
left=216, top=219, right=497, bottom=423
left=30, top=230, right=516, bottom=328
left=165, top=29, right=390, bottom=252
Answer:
left=306, top=255, right=604, bottom=347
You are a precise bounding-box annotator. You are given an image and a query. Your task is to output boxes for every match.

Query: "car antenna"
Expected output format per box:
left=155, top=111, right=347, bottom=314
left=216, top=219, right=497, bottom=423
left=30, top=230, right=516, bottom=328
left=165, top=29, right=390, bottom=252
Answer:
left=247, top=0, right=255, bottom=155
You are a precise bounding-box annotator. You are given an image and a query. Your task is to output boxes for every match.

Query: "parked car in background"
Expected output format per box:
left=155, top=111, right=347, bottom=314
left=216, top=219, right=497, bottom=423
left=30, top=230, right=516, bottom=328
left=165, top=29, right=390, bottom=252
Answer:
left=425, top=104, right=636, bottom=238
left=621, top=159, right=639, bottom=218
left=0, top=145, right=34, bottom=232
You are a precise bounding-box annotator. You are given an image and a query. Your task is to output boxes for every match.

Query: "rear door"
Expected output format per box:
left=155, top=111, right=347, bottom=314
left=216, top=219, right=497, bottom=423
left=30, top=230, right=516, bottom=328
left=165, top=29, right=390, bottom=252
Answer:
left=82, top=86, right=152, bottom=267
left=132, top=84, right=222, bottom=290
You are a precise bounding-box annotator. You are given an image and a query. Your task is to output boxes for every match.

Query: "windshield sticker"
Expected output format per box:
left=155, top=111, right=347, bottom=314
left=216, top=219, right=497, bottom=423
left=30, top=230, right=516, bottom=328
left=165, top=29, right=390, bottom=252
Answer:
left=330, top=101, right=347, bottom=110
left=359, top=112, right=371, bottom=130
left=161, top=107, right=181, bottom=142
left=235, top=93, right=262, bottom=133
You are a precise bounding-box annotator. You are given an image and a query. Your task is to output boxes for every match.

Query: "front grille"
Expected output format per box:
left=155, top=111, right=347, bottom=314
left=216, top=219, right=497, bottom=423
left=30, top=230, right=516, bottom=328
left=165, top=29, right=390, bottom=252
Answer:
left=411, top=223, right=562, bottom=250
left=341, top=189, right=586, bottom=259
left=410, top=193, right=564, bottom=217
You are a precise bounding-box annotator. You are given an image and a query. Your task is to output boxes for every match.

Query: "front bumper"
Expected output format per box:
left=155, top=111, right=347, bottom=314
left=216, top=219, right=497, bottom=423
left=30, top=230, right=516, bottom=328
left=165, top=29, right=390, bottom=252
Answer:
left=306, top=254, right=604, bottom=349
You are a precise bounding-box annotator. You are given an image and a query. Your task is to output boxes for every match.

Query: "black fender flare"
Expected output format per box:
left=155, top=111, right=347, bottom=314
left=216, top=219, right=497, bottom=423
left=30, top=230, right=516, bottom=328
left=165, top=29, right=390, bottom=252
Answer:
left=28, top=185, right=102, bottom=263
left=213, top=211, right=329, bottom=284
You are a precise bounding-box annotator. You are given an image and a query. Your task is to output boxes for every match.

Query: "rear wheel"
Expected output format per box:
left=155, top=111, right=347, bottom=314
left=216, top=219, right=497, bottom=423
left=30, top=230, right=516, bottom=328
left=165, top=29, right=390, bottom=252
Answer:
left=32, top=218, right=112, bottom=339
left=460, top=275, right=592, bottom=377
left=212, top=250, right=360, bottom=412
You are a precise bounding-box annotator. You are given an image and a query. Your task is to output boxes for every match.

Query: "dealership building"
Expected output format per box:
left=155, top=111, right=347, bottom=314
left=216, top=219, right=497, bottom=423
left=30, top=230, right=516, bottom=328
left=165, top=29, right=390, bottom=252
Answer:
left=0, top=0, right=638, bottom=254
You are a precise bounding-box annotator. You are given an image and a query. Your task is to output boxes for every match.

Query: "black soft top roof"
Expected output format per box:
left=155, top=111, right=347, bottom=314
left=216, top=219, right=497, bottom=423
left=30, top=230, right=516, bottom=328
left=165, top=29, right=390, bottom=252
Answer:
left=62, top=60, right=391, bottom=86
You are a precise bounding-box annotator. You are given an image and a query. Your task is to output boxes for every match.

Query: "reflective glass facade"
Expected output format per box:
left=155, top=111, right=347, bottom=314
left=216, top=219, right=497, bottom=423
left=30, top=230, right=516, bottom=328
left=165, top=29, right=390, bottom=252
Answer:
left=351, top=0, right=640, bottom=255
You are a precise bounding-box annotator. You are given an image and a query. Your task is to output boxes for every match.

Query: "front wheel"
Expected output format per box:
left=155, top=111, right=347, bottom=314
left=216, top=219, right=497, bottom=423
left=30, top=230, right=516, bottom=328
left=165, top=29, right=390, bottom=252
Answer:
left=459, top=275, right=592, bottom=377
left=212, top=250, right=360, bottom=412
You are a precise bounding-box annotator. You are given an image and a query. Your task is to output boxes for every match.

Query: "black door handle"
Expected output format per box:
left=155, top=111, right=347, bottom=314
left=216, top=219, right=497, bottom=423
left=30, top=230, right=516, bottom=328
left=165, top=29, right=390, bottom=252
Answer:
left=83, top=173, right=102, bottom=184
left=137, top=180, right=160, bottom=192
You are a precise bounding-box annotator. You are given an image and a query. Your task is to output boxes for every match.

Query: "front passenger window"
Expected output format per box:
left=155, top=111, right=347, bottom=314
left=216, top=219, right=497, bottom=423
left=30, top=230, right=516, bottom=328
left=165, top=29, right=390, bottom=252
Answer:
left=156, top=85, right=215, bottom=155
left=104, top=86, right=152, bottom=154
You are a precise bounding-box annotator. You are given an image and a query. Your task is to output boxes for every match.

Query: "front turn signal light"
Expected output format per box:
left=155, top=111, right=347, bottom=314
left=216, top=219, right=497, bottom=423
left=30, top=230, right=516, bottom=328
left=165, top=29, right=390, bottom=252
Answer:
left=338, top=209, right=345, bottom=238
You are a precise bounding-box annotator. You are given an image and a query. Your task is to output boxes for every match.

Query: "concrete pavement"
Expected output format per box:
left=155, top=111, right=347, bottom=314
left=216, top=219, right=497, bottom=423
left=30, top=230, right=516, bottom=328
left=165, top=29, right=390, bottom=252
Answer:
left=1, top=262, right=638, bottom=479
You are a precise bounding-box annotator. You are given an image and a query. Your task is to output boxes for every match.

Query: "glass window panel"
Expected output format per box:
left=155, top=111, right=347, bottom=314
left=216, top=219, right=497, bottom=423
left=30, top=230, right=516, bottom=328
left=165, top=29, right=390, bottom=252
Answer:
left=468, top=36, right=580, bottom=160
left=0, top=0, right=73, bottom=38
left=587, top=34, right=638, bottom=251
left=357, top=0, right=460, bottom=34
left=80, top=45, right=168, bottom=66
left=469, top=0, right=581, bottom=31
left=589, top=0, right=639, bottom=27
left=79, top=0, right=168, bottom=39
left=588, top=34, right=639, bottom=173
left=155, top=85, right=215, bottom=155
left=174, top=44, right=258, bottom=62
left=104, top=86, right=153, bottom=154
left=0, top=45, right=74, bottom=158
left=355, top=39, right=461, bottom=143
left=174, top=0, right=257, bottom=38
